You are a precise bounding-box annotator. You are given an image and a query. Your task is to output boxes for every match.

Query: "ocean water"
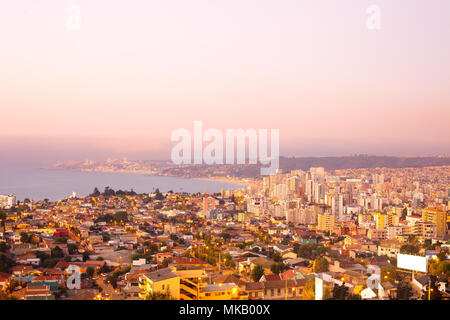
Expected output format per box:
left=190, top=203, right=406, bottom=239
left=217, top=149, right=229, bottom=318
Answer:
left=0, top=166, right=244, bottom=201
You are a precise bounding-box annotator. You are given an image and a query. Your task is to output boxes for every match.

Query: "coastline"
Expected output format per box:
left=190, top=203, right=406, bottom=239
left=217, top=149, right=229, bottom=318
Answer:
left=45, top=167, right=251, bottom=190
left=192, top=176, right=253, bottom=189
left=79, top=168, right=252, bottom=189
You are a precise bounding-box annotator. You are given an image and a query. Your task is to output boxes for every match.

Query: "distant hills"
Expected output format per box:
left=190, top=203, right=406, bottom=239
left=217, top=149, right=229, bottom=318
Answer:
left=47, top=155, right=450, bottom=179
left=278, top=155, right=450, bottom=172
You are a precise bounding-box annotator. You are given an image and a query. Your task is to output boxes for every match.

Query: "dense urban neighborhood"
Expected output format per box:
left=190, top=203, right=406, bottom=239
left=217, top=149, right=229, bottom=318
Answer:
left=0, top=165, right=449, bottom=300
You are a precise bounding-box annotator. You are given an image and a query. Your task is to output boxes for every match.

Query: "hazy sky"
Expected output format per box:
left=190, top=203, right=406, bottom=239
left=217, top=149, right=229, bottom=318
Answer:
left=1, top=0, right=449, bottom=164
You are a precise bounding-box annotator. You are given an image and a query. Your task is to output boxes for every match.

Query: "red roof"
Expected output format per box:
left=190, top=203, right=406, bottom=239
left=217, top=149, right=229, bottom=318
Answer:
left=55, top=260, right=105, bottom=269
left=280, top=269, right=296, bottom=280
left=33, top=275, right=63, bottom=282
left=172, top=257, right=207, bottom=265
left=0, top=272, right=11, bottom=281
left=9, top=265, right=33, bottom=273
left=262, top=274, right=281, bottom=282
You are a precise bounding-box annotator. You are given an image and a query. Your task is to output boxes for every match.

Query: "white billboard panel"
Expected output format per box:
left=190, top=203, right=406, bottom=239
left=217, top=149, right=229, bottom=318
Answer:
left=315, top=277, right=323, bottom=300
left=397, top=253, right=427, bottom=272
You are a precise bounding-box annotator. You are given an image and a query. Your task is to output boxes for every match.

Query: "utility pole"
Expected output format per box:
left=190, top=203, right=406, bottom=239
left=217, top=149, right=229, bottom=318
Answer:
left=285, top=277, right=288, bottom=300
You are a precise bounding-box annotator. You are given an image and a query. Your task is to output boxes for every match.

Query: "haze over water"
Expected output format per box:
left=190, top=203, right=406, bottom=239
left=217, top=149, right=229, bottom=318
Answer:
left=0, top=166, right=244, bottom=201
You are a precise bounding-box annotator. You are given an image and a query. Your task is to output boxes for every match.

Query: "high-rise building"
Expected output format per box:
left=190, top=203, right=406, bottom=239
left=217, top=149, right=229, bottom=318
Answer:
left=318, top=213, right=335, bottom=232
left=203, top=195, right=216, bottom=214
left=374, top=212, right=388, bottom=229
left=313, top=183, right=325, bottom=204
left=372, top=193, right=383, bottom=210
left=0, top=194, right=16, bottom=209
left=422, top=208, right=447, bottom=238
left=372, top=174, right=384, bottom=185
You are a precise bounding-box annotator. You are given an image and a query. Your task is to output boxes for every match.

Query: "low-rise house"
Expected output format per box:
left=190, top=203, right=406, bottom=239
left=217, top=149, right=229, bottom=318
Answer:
left=259, top=274, right=281, bottom=282
left=156, top=253, right=173, bottom=264
left=245, top=281, right=264, bottom=299
left=202, top=283, right=241, bottom=300
left=139, top=268, right=180, bottom=299
left=9, top=265, right=34, bottom=276
left=262, top=279, right=307, bottom=300
left=378, top=241, right=402, bottom=258
left=360, top=287, right=377, bottom=300
left=0, top=272, right=11, bottom=290
left=25, top=284, right=55, bottom=300
left=378, top=281, right=397, bottom=299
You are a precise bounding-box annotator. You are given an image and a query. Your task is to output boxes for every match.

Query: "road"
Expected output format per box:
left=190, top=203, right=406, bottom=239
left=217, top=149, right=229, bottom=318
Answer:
left=95, top=275, right=123, bottom=300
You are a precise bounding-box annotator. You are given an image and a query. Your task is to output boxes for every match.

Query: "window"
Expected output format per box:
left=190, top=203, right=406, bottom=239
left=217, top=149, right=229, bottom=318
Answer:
left=271, top=289, right=274, bottom=296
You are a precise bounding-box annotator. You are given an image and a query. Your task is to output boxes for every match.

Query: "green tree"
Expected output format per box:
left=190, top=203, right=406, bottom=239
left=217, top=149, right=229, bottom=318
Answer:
left=0, top=254, right=15, bottom=273
left=146, top=291, right=174, bottom=300
left=270, top=251, right=283, bottom=263
left=54, top=236, right=68, bottom=244
left=312, top=257, right=329, bottom=273
left=428, top=259, right=450, bottom=277
left=437, top=248, right=448, bottom=262
left=113, top=211, right=128, bottom=224
left=297, top=244, right=328, bottom=260
left=347, top=293, right=361, bottom=300
left=395, top=282, right=413, bottom=300
left=331, top=283, right=349, bottom=300
left=20, top=232, right=30, bottom=244
left=161, top=258, right=172, bottom=267
left=219, top=232, right=232, bottom=242
left=421, top=276, right=443, bottom=300
left=86, top=266, right=95, bottom=278
left=250, top=264, right=264, bottom=282
left=102, top=232, right=111, bottom=242
left=400, top=244, right=420, bottom=255
left=380, top=265, right=397, bottom=282
left=0, top=242, right=7, bottom=252
left=154, top=189, right=165, bottom=201
left=270, top=262, right=287, bottom=275
left=90, top=187, right=101, bottom=197
left=68, top=243, right=78, bottom=255
left=51, top=246, right=64, bottom=258
left=223, top=253, right=235, bottom=268
left=0, top=292, right=18, bottom=300
left=82, top=251, right=90, bottom=262
left=302, top=277, right=315, bottom=300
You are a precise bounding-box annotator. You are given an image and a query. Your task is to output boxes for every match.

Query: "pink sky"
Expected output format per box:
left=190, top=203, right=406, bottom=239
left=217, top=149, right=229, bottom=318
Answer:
left=0, top=0, right=449, bottom=162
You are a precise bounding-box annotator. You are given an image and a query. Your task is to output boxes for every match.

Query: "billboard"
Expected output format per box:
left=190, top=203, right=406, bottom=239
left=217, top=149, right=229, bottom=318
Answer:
left=315, top=277, right=323, bottom=300
left=397, top=253, right=427, bottom=272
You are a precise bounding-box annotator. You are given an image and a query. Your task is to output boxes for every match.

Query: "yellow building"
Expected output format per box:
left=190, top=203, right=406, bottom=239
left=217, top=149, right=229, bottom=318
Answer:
left=201, top=283, right=241, bottom=300
left=373, top=212, right=388, bottom=229
left=358, top=213, right=373, bottom=224
left=238, top=212, right=246, bottom=223
left=176, top=268, right=209, bottom=300
left=139, top=268, right=180, bottom=300
left=318, top=213, right=335, bottom=232
left=422, top=208, right=447, bottom=237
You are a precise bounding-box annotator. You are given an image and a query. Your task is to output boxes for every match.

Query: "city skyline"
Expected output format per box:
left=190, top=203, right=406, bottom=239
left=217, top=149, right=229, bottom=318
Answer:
left=1, top=0, right=449, bottom=306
